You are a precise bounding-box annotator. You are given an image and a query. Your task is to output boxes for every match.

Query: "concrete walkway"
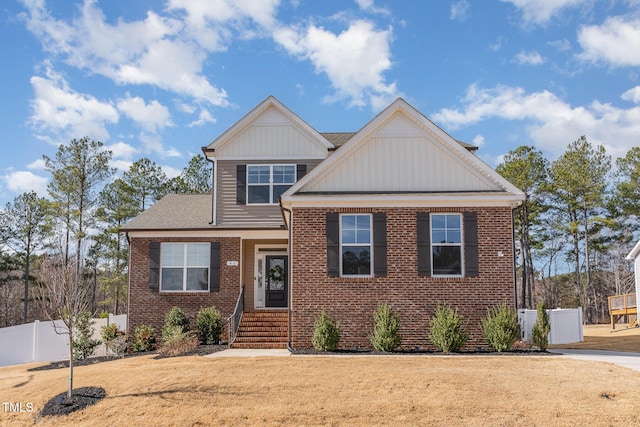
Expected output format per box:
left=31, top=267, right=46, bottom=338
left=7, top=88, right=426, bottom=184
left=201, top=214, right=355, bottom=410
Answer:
left=548, top=349, right=640, bottom=372
left=206, top=348, right=291, bottom=358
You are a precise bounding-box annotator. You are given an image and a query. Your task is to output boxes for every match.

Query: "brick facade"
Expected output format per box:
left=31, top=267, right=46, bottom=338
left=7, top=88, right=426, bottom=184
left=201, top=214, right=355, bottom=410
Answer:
left=128, top=236, right=241, bottom=339
left=289, top=206, right=515, bottom=351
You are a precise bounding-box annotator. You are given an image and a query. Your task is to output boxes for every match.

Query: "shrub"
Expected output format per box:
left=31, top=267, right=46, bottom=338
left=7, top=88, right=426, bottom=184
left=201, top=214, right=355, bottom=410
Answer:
left=196, top=306, right=224, bottom=345
left=131, top=324, right=156, bottom=352
left=531, top=301, right=551, bottom=351
left=162, top=306, right=190, bottom=341
left=481, top=303, right=520, bottom=352
left=370, top=303, right=402, bottom=352
left=429, top=304, right=468, bottom=352
left=72, top=311, right=101, bottom=360
left=158, top=325, right=199, bottom=357
left=101, top=323, right=127, bottom=357
left=312, top=310, right=341, bottom=351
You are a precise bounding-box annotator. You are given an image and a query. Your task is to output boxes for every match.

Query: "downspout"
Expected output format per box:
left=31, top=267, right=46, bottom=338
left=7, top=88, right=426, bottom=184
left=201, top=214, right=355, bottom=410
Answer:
left=279, top=200, right=294, bottom=353
left=511, top=204, right=519, bottom=311
left=201, top=147, right=217, bottom=226
left=124, top=231, right=131, bottom=336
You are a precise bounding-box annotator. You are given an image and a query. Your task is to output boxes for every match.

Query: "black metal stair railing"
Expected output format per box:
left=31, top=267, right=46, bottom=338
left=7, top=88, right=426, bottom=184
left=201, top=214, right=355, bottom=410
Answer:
left=227, top=286, right=244, bottom=347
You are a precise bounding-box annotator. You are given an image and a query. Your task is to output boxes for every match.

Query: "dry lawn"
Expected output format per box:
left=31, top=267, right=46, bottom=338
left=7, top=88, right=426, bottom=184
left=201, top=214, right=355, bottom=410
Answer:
left=549, top=324, right=640, bottom=352
left=1, top=325, right=639, bottom=426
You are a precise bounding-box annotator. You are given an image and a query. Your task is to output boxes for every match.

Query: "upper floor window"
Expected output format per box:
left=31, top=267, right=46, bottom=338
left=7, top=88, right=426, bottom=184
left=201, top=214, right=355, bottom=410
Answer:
left=431, top=214, right=462, bottom=276
left=247, top=164, right=296, bottom=204
left=340, top=214, right=372, bottom=276
left=160, top=243, right=210, bottom=292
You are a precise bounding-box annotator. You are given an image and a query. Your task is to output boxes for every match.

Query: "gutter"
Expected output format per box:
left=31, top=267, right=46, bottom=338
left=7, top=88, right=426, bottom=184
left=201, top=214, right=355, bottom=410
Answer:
left=201, top=147, right=217, bottom=226
left=279, top=198, right=295, bottom=353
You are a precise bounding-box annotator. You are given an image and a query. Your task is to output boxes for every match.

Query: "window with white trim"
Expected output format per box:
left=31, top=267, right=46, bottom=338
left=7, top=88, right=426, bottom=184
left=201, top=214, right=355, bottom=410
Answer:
left=160, top=243, right=210, bottom=291
left=431, top=214, right=463, bottom=276
left=247, top=164, right=296, bottom=204
left=340, top=214, right=372, bottom=276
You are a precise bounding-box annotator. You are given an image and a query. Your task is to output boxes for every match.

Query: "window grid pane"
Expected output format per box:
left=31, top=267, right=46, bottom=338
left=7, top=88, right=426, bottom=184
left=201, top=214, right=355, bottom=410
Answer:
left=340, top=214, right=372, bottom=276
left=431, top=214, right=463, bottom=276
left=161, top=243, right=210, bottom=291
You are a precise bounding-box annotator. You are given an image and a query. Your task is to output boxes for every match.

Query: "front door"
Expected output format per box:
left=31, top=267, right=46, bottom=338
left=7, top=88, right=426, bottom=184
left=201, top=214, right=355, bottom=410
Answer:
left=265, top=255, right=287, bottom=308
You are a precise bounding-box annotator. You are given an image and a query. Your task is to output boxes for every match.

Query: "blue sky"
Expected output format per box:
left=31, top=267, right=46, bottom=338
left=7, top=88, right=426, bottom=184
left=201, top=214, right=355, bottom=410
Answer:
left=1, top=0, right=639, bottom=207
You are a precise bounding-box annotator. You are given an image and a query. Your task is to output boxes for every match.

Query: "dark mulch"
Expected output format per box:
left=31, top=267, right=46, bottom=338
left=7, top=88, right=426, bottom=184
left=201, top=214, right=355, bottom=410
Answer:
left=292, top=347, right=551, bottom=356
left=28, top=344, right=228, bottom=372
left=40, top=386, right=106, bottom=417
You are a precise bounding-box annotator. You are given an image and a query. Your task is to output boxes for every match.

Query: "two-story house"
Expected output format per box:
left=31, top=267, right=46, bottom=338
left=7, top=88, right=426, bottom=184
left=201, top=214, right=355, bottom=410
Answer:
left=121, top=96, right=525, bottom=350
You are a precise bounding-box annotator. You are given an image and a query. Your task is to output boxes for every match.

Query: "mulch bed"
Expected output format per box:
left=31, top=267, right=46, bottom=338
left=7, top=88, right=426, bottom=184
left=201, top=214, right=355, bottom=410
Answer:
left=28, top=344, right=228, bottom=372
left=40, top=386, right=106, bottom=417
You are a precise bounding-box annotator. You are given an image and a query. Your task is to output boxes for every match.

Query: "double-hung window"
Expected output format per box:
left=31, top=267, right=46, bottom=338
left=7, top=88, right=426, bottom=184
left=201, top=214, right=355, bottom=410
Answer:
left=160, top=243, right=210, bottom=291
left=340, top=214, right=372, bottom=276
left=247, top=164, right=296, bottom=204
left=431, top=214, right=463, bottom=276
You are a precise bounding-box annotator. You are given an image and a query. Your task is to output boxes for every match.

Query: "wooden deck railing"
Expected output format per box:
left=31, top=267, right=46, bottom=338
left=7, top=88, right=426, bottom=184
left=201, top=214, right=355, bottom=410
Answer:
left=608, top=293, right=637, bottom=329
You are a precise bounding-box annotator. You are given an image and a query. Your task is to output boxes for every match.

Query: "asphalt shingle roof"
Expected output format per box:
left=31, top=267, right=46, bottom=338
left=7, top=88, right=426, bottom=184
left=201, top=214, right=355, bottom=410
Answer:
left=120, top=194, right=211, bottom=231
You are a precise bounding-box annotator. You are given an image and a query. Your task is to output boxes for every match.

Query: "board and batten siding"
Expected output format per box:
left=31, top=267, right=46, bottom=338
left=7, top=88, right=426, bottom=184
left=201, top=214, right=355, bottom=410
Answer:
left=304, top=114, right=503, bottom=193
left=216, top=159, right=322, bottom=227
left=213, top=107, right=330, bottom=159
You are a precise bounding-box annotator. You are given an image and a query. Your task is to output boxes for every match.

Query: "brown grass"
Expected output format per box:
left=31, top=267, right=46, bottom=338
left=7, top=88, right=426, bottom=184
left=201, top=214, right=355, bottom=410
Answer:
left=549, top=324, right=640, bottom=352
left=1, top=325, right=639, bottom=426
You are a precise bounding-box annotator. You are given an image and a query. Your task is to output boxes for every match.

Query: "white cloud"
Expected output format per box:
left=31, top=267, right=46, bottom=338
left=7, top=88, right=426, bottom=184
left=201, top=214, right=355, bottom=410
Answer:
left=514, top=50, right=546, bottom=66
left=450, top=1, right=470, bottom=21
left=162, top=165, right=182, bottom=179
left=21, top=0, right=229, bottom=106
left=548, top=39, right=571, bottom=52
left=2, top=171, right=48, bottom=196
left=433, top=84, right=640, bottom=158
left=29, top=67, right=119, bottom=141
left=578, top=16, right=640, bottom=67
left=274, top=20, right=401, bottom=109
left=355, top=0, right=391, bottom=15
left=499, top=0, right=586, bottom=26
left=621, top=86, right=640, bottom=103
left=106, top=141, right=140, bottom=160
left=117, top=95, right=173, bottom=133
left=27, top=158, right=47, bottom=170
left=188, top=109, right=217, bottom=127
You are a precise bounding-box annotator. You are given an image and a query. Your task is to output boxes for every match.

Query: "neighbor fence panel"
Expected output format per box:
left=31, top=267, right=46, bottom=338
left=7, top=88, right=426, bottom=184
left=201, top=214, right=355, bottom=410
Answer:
left=518, top=308, right=583, bottom=345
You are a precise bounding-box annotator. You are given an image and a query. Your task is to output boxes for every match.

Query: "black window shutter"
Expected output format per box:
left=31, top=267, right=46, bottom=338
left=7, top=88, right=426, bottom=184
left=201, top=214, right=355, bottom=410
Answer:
left=148, top=241, right=160, bottom=291
left=210, top=242, right=221, bottom=291
left=236, top=164, right=246, bottom=205
left=373, top=213, right=387, bottom=277
left=417, top=213, right=431, bottom=277
left=326, top=212, right=340, bottom=277
left=296, top=164, right=307, bottom=181
left=464, top=212, right=479, bottom=277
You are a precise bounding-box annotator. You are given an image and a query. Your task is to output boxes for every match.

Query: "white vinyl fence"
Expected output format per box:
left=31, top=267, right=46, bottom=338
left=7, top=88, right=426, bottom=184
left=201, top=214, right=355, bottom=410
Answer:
left=0, top=314, right=126, bottom=367
left=518, top=308, right=583, bottom=345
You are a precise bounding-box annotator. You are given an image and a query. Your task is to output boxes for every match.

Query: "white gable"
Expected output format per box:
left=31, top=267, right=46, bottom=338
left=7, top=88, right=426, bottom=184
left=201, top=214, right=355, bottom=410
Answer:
left=298, top=110, right=508, bottom=194
left=207, top=97, right=332, bottom=160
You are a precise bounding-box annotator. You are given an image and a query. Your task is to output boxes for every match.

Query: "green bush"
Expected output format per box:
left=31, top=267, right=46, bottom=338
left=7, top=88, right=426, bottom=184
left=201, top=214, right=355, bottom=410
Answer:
left=162, top=306, right=190, bottom=341
left=481, top=303, right=520, bottom=352
left=429, top=304, right=468, bottom=352
left=312, top=310, right=341, bottom=351
left=159, top=325, right=199, bottom=357
left=370, top=303, right=402, bottom=352
left=196, top=306, right=224, bottom=345
left=72, top=311, right=101, bottom=360
left=100, top=323, right=119, bottom=343
left=531, top=301, right=551, bottom=351
left=131, top=324, right=156, bottom=352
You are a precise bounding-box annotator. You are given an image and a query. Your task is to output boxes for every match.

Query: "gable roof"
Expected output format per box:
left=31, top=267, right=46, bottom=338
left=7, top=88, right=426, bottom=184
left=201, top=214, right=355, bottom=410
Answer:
left=204, top=96, right=334, bottom=159
left=627, top=240, right=640, bottom=260
left=281, top=98, right=525, bottom=206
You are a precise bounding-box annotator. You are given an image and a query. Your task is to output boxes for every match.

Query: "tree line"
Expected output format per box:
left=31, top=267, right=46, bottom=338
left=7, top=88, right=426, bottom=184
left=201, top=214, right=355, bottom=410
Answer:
left=0, top=137, right=211, bottom=327
left=497, top=137, right=639, bottom=322
left=1, top=135, right=638, bottom=328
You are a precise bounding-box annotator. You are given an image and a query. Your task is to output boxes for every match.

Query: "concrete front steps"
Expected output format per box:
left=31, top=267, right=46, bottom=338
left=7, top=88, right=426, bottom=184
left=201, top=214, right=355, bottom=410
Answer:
left=231, top=310, right=288, bottom=349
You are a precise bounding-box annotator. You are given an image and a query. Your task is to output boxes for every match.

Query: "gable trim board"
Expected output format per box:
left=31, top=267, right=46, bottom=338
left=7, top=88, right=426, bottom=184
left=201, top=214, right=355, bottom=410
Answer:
left=282, top=98, right=524, bottom=202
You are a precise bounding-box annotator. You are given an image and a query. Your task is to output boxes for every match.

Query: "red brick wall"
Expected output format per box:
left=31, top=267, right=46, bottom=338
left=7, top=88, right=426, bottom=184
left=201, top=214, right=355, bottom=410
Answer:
left=290, top=207, right=515, bottom=351
left=128, top=236, right=241, bottom=340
